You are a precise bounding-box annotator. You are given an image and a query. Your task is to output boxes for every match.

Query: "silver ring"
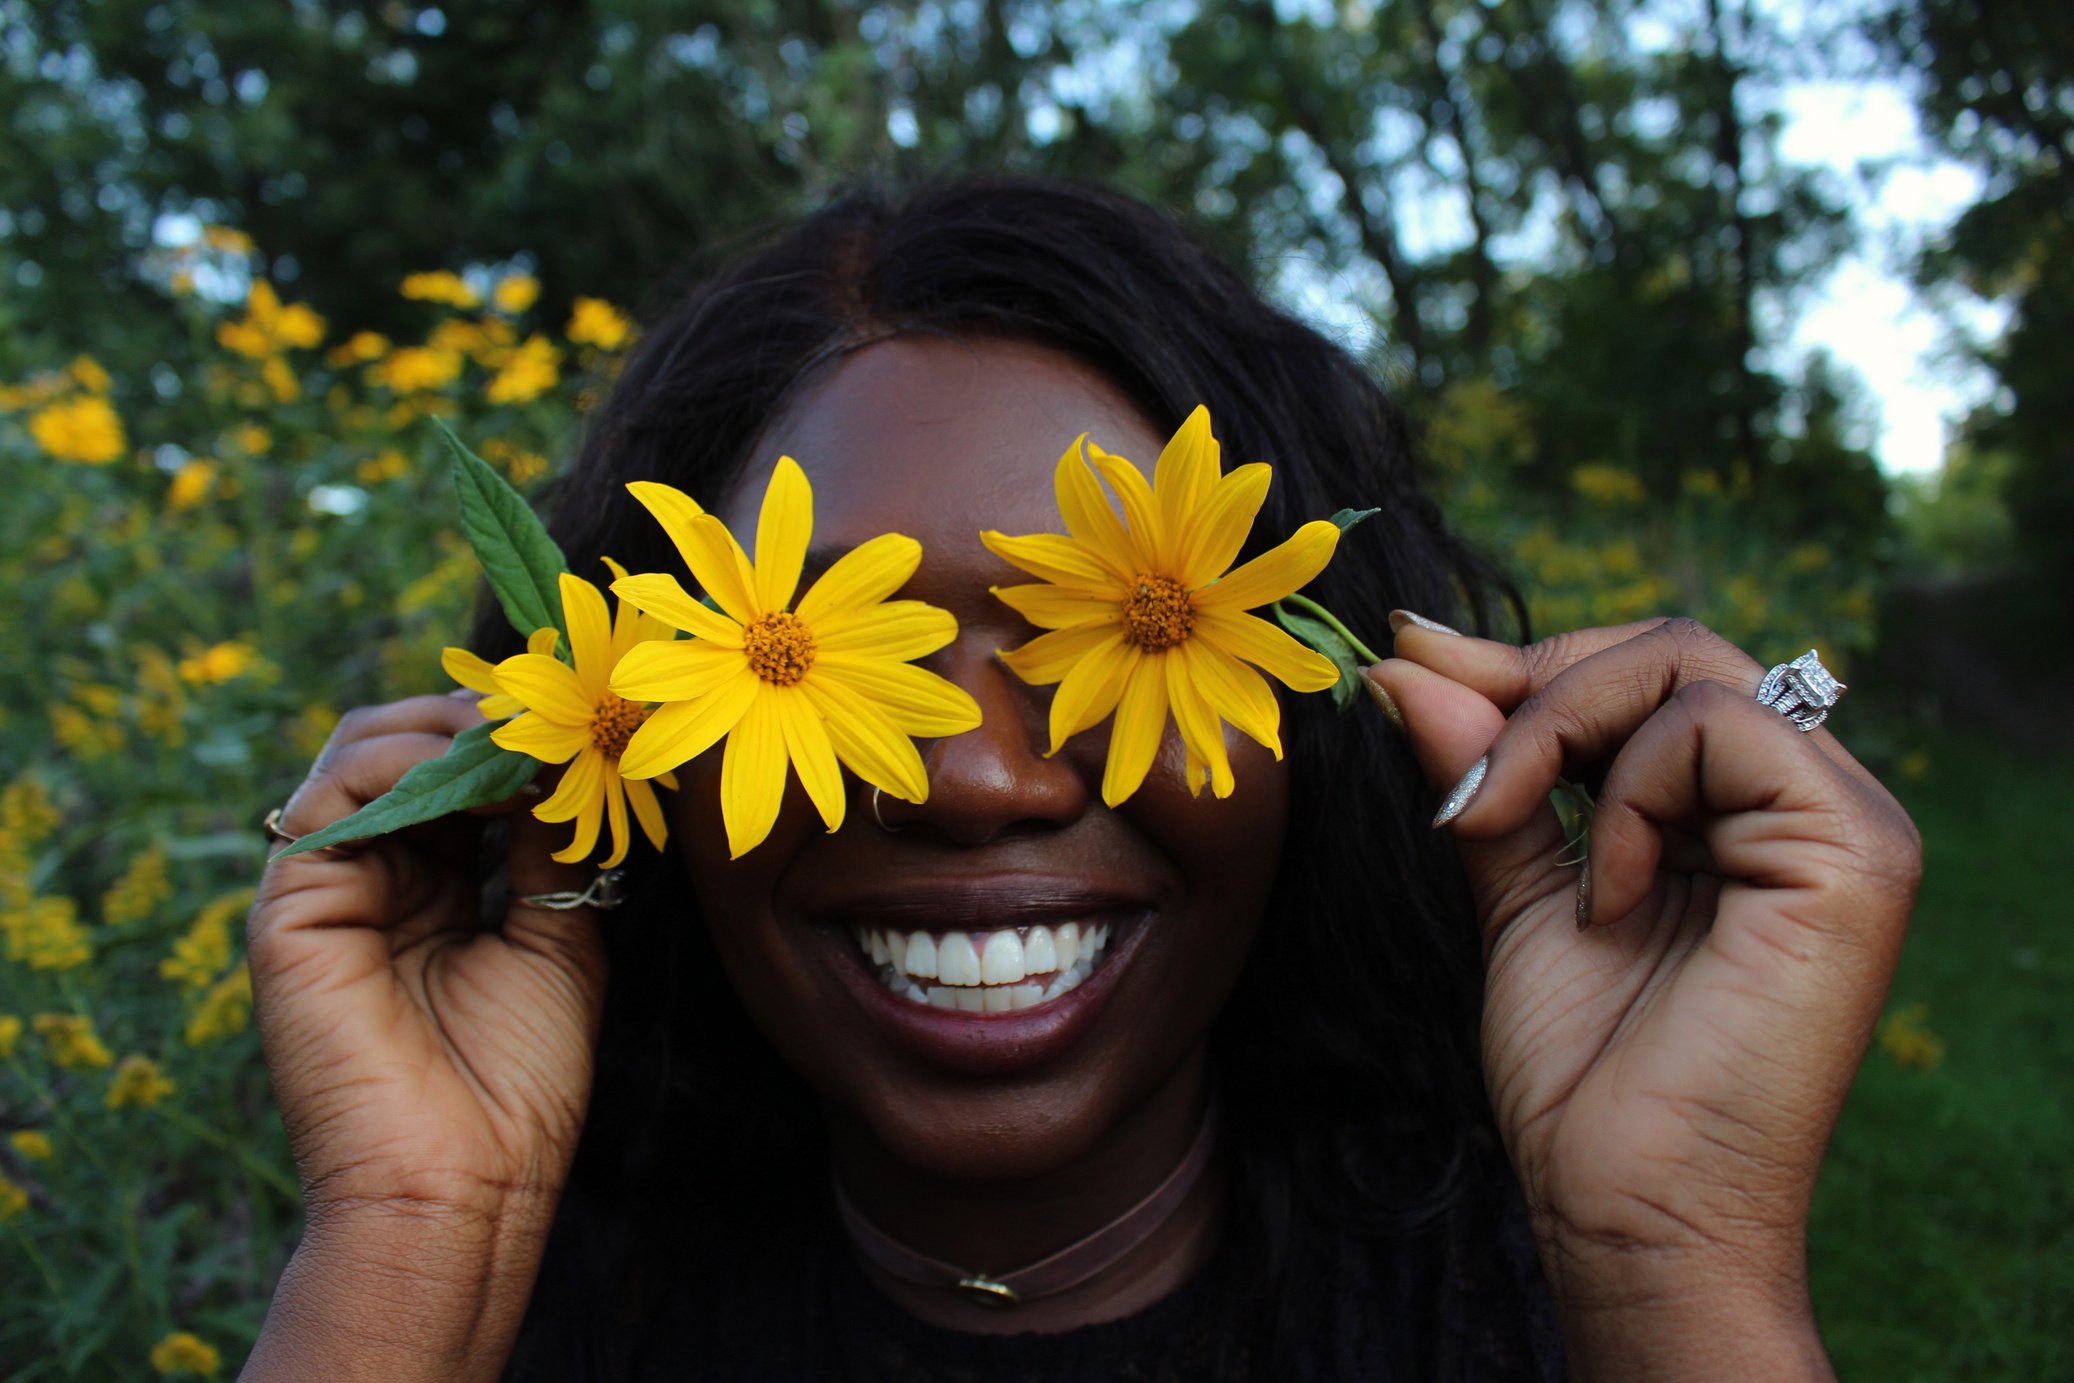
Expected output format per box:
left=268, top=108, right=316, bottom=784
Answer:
left=261, top=807, right=354, bottom=860
left=1755, top=649, right=1846, bottom=732
left=517, top=869, right=627, bottom=911
left=870, top=786, right=902, bottom=834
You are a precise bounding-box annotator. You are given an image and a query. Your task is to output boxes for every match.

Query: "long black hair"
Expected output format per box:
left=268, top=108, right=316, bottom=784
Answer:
left=498, top=175, right=1539, bottom=1380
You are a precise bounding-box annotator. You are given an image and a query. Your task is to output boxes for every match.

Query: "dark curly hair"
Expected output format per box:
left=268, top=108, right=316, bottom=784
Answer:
left=497, top=175, right=1540, bottom=1381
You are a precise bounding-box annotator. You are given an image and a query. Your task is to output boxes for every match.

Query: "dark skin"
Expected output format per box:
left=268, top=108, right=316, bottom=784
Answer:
left=242, top=337, right=1918, bottom=1380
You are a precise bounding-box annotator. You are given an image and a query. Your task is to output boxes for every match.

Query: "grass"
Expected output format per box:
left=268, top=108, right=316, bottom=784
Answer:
left=1810, top=727, right=2074, bottom=1381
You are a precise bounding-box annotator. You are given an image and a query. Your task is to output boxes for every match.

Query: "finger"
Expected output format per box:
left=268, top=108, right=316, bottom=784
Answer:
left=500, top=797, right=609, bottom=1014
left=313, top=695, right=491, bottom=766
left=1580, top=681, right=1920, bottom=970
left=1433, top=620, right=1765, bottom=840
left=1388, top=610, right=1676, bottom=714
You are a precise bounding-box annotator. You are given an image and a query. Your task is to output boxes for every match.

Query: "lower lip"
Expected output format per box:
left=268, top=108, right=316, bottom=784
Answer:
left=816, top=915, right=1148, bottom=1076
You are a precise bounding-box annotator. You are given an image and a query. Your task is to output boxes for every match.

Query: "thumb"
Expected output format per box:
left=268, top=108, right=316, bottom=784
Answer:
left=1365, top=659, right=1569, bottom=939
left=499, top=779, right=611, bottom=1024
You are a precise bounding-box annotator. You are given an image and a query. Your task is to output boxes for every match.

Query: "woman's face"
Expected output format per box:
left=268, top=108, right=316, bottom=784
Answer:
left=672, top=336, right=1288, bottom=1182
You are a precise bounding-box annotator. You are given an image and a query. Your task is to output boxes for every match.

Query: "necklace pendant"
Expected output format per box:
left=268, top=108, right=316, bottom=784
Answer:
left=954, top=1275, right=1021, bottom=1308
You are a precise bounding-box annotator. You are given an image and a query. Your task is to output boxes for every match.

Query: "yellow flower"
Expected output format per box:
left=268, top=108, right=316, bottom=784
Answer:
left=443, top=627, right=560, bottom=720
left=167, top=459, right=217, bottom=510
left=0, top=1014, right=22, bottom=1059
left=262, top=355, right=301, bottom=403
left=983, top=406, right=1341, bottom=805
left=1879, top=1002, right=1946, bottom=1072
left=494, top=273, right=541, bottom=314
left=150, top=1330, right=222, bottom=1376
left=608, top=460, right=983, bottom=858
left=10, top=1130, right=52, bottom=1161
left=4, top=896, right=92, bottom=970
left=1570, top=464, right=1646, bottom=506
left=202, top=224, right=254, bottom=254
left=369, top=344, right=463, bottom=394
left=356, top=449, right=411, bottom=484
left=400, top=269, right=480, bottom=309
left=567, top=296, right=631, bottom=350
left=32, top=1013, right=114, bottom=1070
left=485, top=334, right=561, bottom=405
left=178, top=640, right=258, bottom=685
left=215, top=280, right=326, bottom=357
left=160, top=889, right=252, bottom=989
left=107, top=1054, right=176, bottom=1109
left=1, top=778, right=60, bottom=842
left=29, top=395, right=126, bottom=464
left=488, top=567, right=678, bottom=867
left=0, top=1174, right=26, bottom=1222
left=184, top=964, right=252, bottom=1046
left=103, top=846, right=171, bottom=925
left=68, top=355, right=112, bottom=393
left=326, top=330, right=391, bottom=367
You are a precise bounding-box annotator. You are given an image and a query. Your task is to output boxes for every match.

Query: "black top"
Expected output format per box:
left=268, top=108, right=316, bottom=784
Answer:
left=510, top=1161, right=1566, bottom=1382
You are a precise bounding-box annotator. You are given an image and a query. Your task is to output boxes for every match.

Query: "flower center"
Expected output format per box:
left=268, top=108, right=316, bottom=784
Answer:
left=590, top=694, right=651, bottom=759
left=743, top=611, right=817, bottom=685
left=1122, top=574, right=1196, bottom=650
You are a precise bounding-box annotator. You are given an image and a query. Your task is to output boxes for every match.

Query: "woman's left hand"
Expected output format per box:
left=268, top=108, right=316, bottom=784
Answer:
left=1368, top=616, right=1920, bottom=1381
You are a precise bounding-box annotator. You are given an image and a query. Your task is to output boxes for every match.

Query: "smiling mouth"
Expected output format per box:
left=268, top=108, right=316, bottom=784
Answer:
left=850, top=921, right=1119, bottom=1013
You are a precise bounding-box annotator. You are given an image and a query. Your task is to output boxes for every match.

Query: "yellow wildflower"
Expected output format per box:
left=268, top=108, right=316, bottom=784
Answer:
left=984, top=407, right=1340, bottom=804
left=1, top=778, right=60, bottom=842
left=103, top=845, right=172, bottom=925
left=356, top=449, right=411, bottom=483
left=107, top=1054, right=176, bottom=1109
left=610, top=462, right=984, bottom=857
left=201, top=224, right=254, bottom=254
left=33, top=1013, right=114, bottom=1070
left=326, top=330, right=392, bottom=367
left=185, top=965, right=252, bottom=1046
left=177, top=641, right=258, bottom=685
left=567, top=296, right=631, bottom=350
left=370, top=345, right=463, bottom=395
left=10, top=1130, right=52, bottom=1161
left=134, top=647, right=188, bottom=745
left=150, top=1330, right=222, bottom=1376
left=216, top=279, right=326, bottom=357
left=4, top=896, right=92, bottom=970
left=29, top=395, right=127, bottom=464
left=234, top=423, right=272, bottom=454
left=0, top=1014, right=21, bottom=1058
left=485, top=334, right=561, bottom=405
left=1879, top=1002, right=1946, bottom=1071
left=262, top=355, right=301, bottom=402
left=489, top=567, right=678, bottom=866
left=481, top=436, right=549, bottom=485
left=445, top=627, right=558, bottom=721
left=1570, top=464, right=1646, bottom=506
left=401, top=269, right=481, bottom=309
left=0, top=1174, right=26, bottom=1222
left=288, top=703, right=339, bottom=759
left=68, top=355, right=112, bottom=393
left=167, top=459, right=217, bottom=510
left=494, top=273, right=541, bottom=314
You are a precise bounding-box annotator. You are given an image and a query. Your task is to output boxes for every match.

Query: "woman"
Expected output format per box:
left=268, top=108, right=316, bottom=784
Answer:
left=242, top=178, right=1920, bottom=1381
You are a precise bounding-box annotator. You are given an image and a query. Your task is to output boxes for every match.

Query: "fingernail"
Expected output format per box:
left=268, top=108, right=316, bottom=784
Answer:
left=1431, top=755, right=1487, bottom=828
left=1361, top=672, right=1405, bottom=731
left=1575, top=860, right=1594, bottom=931
left=1389, top=609, right=1462, bottom=637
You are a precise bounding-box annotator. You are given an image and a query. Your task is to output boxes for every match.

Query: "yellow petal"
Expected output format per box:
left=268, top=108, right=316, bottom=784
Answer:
left=1175, top=463, right=1272, bottom=589
left=599, top=774, right=632, bottom=868
left=776, top=687, right=845, bottom=833
left=1052, top=435, right=1138, bottom=576
left=560, top=572, right=612, bottom=700
left=526, top=626, right=562, bottom=657
left=441, top=646, right=501, bottom=696
left=1154, top=405, right=1219, bottom=547
left=1183, top=637, right=1283, bottom=758
left=617, top=666, right=759, bottom=779
left=610, top=639, right=745, bottom=703
left=794, top=533, right=921, bottom=624
left=800, top=677, right=929, bottom=802
left=535, top=748, right=604, bottom=822
left=654, top=768, right=680, bottom=791
left=997, top=621, right=1120, bottom=686
left=1165, top=642, right=1235, bottom=797
left=479, top=692, right=524, bottom=720
left=1101, top=652, right=1171, bottom=807
left=753, top=456, right=812, bottom=615
left=1192, top=520, right=1340, bottom=611
left=1046, top=630, right=1136, bottom=754
left=811, top=655, right=984, bottom=737
left=491, top=710, right=589, bottom=764
left=676, top=514, right=763, bottom=624
left=1086, top=443, right=1165, bottom=570
left=1184, top=747, right=1208, bottom=798
left=812, top=600, right=957, bottom=660
left=548, top=759, right=606, bottom=864
left=624, top=775, right=669, bottom=851
left=1194, top=608, right=1341, bottom=692
left=720, top=692, right=788, bottom=858
left=976, top=532, right=1124, bottom=591
left=624, top=481, right=708, bottom=571
left=991, top=582, right=1121, bottom=631
left=493, top=652, right=592, bottom=726
left=610, top=573, right=743, bottom=647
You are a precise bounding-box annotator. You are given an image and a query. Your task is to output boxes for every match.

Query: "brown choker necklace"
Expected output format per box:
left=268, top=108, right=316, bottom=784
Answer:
left=831, top=1098, right=1220, bottom=1309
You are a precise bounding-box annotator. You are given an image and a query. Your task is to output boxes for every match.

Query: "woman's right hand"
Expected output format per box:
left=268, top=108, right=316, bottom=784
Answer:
left=248, top=692, right=606, bottom=1273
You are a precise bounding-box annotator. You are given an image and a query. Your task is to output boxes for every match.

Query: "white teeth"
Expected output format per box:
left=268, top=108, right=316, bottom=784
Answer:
left=980, top=930, right=1025, bottom=984
left=869, top=929, right=891, bottom=966
left=954, top=987, right=986, bottom=1012
left=936, top=931, right=982, bottom=986
left=1023, top=925, right=1056, bottom=974
left=1009, top=981, right=1045, bottom=1009
left=983, top=985, right=1014, bottom=1012
left=1055, top=921, right=1079, bottom=970
left=904, top=931, right=938, bottom=979
left=927, top=986, right=956, bottom=1009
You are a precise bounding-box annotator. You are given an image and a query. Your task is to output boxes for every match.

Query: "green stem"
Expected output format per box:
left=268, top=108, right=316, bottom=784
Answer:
left=6, top=1219, right=65, bottom=1303
left=4, top=1058, right=111, bottom=1180
left=155, top=1106, right=301, bottom=1206
left=1281, top=592, right=1384, bottom=665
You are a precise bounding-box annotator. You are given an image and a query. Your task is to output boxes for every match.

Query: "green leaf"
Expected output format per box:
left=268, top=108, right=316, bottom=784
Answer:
left=1328, top=506, right=1381, bottom=533
left=439, top=417, right=569, bottom=642
left=275, top=722, right=541, bottom=856
left=1271, top=601, right=1363, bottom=713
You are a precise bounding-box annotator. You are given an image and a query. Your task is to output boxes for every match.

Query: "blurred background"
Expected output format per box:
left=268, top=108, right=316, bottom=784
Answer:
left=0, top=0, right=2066, bottom=1377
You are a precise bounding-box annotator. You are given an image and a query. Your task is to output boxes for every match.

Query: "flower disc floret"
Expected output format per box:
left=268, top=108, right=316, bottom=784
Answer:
left=743, top=612, right=817, bottom=684
left=1123, top=574, right=1196, bottom=650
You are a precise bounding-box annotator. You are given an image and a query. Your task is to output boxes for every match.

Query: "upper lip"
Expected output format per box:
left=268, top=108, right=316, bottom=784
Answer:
left=803, top=876, right=1154, bottom=932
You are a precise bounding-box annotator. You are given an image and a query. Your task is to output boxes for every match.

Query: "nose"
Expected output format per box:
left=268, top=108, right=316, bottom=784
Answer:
left=870, top=646, right=1090, bottom=845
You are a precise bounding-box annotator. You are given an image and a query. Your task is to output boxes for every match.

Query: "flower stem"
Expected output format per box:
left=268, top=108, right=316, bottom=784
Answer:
left=156, top=1106, right=301, bottom=1206
left=1281, top=593, right=1383, bottom=665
